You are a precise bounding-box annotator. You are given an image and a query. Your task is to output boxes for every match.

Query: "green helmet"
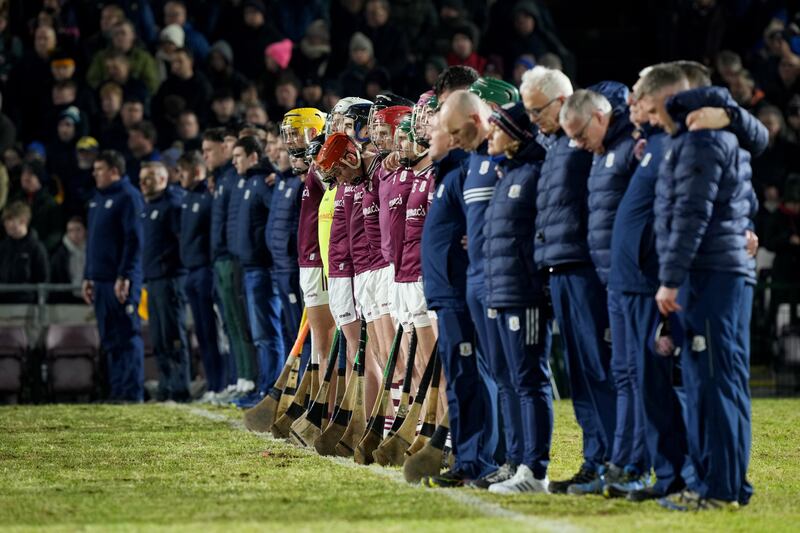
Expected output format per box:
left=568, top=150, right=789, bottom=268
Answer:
left=469, top=77, right=520, bottom=107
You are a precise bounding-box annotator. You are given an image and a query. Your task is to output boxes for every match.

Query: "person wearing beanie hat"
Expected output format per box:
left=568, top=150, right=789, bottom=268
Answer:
left=207, top=41, right=249, bottom=97
left=12, top=160, right=63, bottom=253
left=265, top=38, right=294, bottom=70
left=163, top=0, right=210, bottom=60
left=447, top=23, right=488, bottom=74
left=349, top=32, right=374, bottom=61
left=160, top=24, right=185, bottom=49
left=295, top=19, right=332, bottom=81
left=468, top=99, right=552, bottom=495
left=232, top=0, right=284, bottom=80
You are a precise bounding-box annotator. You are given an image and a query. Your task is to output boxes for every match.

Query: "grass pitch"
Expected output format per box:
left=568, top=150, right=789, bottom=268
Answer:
left=0, top=399, right=798, bottom=532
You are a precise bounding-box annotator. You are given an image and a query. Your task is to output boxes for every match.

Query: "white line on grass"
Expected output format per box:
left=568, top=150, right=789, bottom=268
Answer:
left=176, top=405, right=583, bottom=533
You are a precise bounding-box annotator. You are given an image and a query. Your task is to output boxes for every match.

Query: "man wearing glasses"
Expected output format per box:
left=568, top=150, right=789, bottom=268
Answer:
left=520, top=66, right=617, bottom=495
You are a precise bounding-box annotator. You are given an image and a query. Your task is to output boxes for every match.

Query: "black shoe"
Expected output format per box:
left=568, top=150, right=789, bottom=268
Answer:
left=466, top=463, right=517, bottom=490
left=423, top=469, right=468, bottom=488
left=549, top=465, right=597, bottom=494
left=627, top=486, right=664, bottom=502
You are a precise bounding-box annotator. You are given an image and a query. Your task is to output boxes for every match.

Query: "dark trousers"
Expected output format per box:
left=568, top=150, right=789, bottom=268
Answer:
left=608, top=288, right=648, bottom=472
left=436, top=307, right=496, bottom=479
left=466, top=282, right=505, bottom=464
left=621, top=291, right=687, bottom=495
left=185, top=266, right=225, bottom=393
left=549, top=265, right=616, bottom=471
left=681, top=271, right=752, bottom=504
left=93, top=280, right=144, bottom=402
left=493, top=305, right=554, bottom=479
left=243, top=267, right=286, bottom=392
left=273, top=270, right=311, bottom=377
left=147, top=276, right=191, bottom=401
left=214, top=258, right=255, bottom=381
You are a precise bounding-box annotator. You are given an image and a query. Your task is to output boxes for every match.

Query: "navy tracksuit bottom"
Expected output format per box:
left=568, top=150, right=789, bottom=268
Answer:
left=549, top=265, right=616, bottom=471
left=273, top=270, right=311, bottom=377
left=492, top=304, right=554, bottom=479
left=93, top=281, right=144, bottom=402
left=184, top=266, right=225, bottom=393
left=243, top=267, right=286, bottom=393
left=466, top=282, right=509, bottom=465
left=620, top=291, right=687, bottom=495
left=147, top=276, right=191, bottom=401
left=680, top=271, right=753, bottom=504
left=435, top=307, right=496, bottom=479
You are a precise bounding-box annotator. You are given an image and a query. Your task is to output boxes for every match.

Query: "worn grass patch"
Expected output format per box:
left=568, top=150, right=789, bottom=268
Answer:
left=0, top=399, right=797, bottom=532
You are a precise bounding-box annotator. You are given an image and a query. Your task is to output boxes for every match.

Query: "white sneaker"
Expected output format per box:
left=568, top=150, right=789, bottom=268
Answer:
left=198, top=391, right=216, bottom=404
left=488, top=464, right=549, bottom=495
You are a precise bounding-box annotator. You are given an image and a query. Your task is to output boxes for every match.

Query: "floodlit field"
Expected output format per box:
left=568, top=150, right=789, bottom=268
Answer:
left=1, top=399, right=798, bottom=532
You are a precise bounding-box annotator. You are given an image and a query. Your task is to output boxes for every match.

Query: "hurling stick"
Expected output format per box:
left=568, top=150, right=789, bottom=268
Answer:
left=354, top=325, right=402, bottom=464
left=315, top=323, right=365, bottom=456
left=406, top=352, right=442, bottom=456
left=271, top=357, right=313, bottom=438
left=243, top=313, right=309, bottom=432
left=404, top=409, right=450, bottom=484
left=373, top=341, right=438, bottom=466
left=336, top=322, right=369, bottom=457
left=289, top=329, right=341, bottom=447
left=385, top=326, right=418, bottom=438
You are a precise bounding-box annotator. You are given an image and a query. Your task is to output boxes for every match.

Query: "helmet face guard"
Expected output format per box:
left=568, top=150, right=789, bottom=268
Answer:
left=411, top=91, right=437, bottom=149
left=368, top=93, right=415, bottom=142
left=394, top=117, right=414, bottom=167
left=282, top=108, right=326, bottom=157
left=344, top=102, right=373, bottom=144
left=372, top=106, right=412, bottom=156
left=326, top=97, right=372, bottom=135
left=315, top=132, right=363, bottom=185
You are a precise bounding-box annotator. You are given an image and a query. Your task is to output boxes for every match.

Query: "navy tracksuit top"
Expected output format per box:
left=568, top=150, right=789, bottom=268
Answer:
left=211, top=161, right=237, bottom=261
left=236, top=165, right=274, bottom=269
left=421, top=158, right=470, bottom=311
left=142, top=185, right=185, bottom=281
left=225, top=170, right=250, bottom=259
left=462, top=142, right=500, bottom=282
left=180, top=180, right=213, bottom=270
left=85, top=176, right=144, bottom=283
left=266, top=173, right=302, bottom=273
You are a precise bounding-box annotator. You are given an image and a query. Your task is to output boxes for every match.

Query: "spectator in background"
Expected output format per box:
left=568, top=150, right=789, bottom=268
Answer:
left=0, top=201, right=49, bottom=303
left=163, top=0, right=210, bottom=61
left=714, top=50, right=743, bottom=88
left=155, top=24, right=185, bottom=84
left=432, top=0, right=468, bottom=57
left=0, top=6, right=23, bottom=87
left=126, top=121, right=161, bottom=187
left=0, top=93, right=16, bottom=155
left=50, top=215, right=86, bottom=302
left=328, top=0, right=364, bottom=74
left=785, top=95, right=800, bottom=141
left=175, top=110, right=202, bottom=152
left=95, top=82, right=127, bottom=150
left=63, top=136, right=99, bottom=217
left=8, top=24, right=56, bottom=142
left=292, top=20, right=332, bottom=82
left=82, top=3, right=125, bottom=58
left=231, top=0, right=284, bottom=81
left=177, top=151, right=225, bottom=397
left=339, top=32, right=375, bottom=98
left=49, top=52, right=95, bottom=117
left=153, top=48, right=213, bottom=129
left=359, top=0, right=409, bottom=81
left=0, top=162, right=8, bottom=212
left=209, top=89, right=239, bottom=129
left=244, top=102, right=269, bottom=127
left=390, top=0, right=439, bottom=60
left=763, top=175, right=800, bottom=329
left=87, top=20, right=160, bottom=95
left=260, top=38, right=294, bottom=106
left=752, top=105, right=800, bottom=205
left=13, top=161, right=62, bottom=252
left=728, top=69, right=766, bottom=111
left=272, top=73, right=301, bottom=119
left=206, top=40, right=249, bottom=97
left=447, top=23, right=487, bottom=74
left=498, top=2, right=550, bottom=74
left=46, top=106, right=81, bottom=184
left=766, top=53, right=800, bottom=109
left=271, top=0, right=328, bottom=43
left=140, top=161, right=191, bottom=402
left=511, top=55, right=536, bottom=86
left=300, top=76, right=325, bottom=109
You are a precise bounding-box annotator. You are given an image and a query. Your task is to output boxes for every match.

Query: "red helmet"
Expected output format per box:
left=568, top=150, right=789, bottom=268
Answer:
left=371, top=105, right=412, bottom=155
left=315, top=132, right=362, bottom=184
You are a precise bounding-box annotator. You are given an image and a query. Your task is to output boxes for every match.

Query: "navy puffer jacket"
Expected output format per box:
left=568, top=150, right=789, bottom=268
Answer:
left=266, top=173, right=302, bottom=273
left=484, top=140, right=548, bottom=308
left=655, top=90, right=756, bottom=288
left=587, top=82, right=638, bottom=284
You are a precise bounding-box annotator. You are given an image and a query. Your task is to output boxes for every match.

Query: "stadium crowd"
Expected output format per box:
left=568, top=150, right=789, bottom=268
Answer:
left=1, top=0, right=799, bottom=514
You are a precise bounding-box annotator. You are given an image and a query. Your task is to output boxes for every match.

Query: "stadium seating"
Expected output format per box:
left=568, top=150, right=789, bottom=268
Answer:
left=0, top=325, right=29, bottom=403
left=44, top=324, right=100, bottom=399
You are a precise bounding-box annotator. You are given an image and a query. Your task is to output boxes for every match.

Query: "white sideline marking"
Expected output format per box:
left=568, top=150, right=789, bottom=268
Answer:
left=175, top=405, right=583, bottom=533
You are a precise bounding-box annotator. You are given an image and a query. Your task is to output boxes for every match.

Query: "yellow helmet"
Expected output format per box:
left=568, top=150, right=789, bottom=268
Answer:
left=281, top=108, right=327, bottom=156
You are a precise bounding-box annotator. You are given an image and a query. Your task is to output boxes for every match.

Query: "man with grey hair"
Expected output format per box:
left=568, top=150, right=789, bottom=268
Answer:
left=521, top=67, right=617, bottom=494
left=559, top=82, right=649, bottom=497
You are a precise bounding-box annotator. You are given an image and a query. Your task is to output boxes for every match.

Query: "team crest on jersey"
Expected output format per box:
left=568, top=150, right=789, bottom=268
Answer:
left=150, top=210, right=159, bottom=220
left=436, top=184, right=445, bottom=198
left=605, top=152, right=615, bottom=168
left=104, top=199, right=113, bottom=209
left=285, top=187, right=293, bottom=198
left=509, top=316, right=520, bottom=331
left=641, top=153, right=652, bottom=167
left=508, top=184, right=521, bottom=198
left=192, top=203, right=200, bottom=212
left=459, top=342, right=473, bottom=356
left=487, top=308, right=498, bottom=319
left=692, top=335, right=707, bottom=352
left=479, top=160, right=490, bottom=175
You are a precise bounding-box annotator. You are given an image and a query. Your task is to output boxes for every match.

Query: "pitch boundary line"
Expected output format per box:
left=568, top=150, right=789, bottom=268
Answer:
left=175, top=404, right=583, bottom=533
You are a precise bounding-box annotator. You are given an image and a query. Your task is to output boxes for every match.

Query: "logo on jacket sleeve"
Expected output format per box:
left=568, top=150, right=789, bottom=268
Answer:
left=508, top=184, right=521, bottom=198
left=509, top=315, right=520, bottom=331
left=459, top=342, right=473, bottom=356
left=487, top=308, right=498, bottom=319
left=479, top=160, right=490, bottom=174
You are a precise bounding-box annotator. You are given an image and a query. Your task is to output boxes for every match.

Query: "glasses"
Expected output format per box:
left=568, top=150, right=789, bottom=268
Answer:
left=525, top=97, right=559, bottom=119
left=570, top=115, right=594, bottom=145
